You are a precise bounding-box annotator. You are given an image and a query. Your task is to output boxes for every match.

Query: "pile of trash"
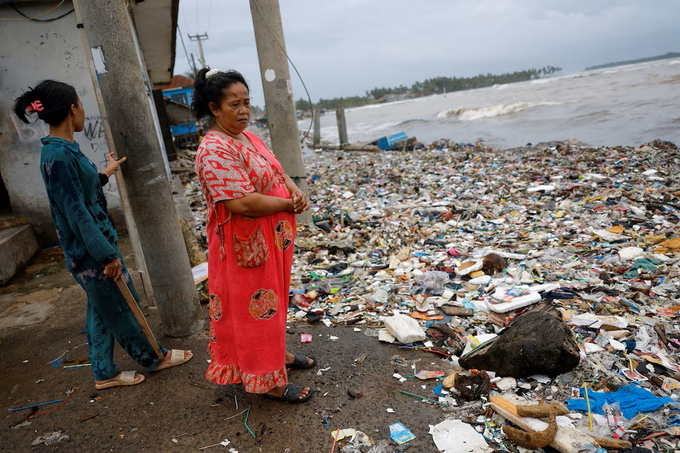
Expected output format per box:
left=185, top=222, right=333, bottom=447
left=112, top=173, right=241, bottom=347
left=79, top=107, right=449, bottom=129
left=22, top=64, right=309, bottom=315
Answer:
left=291, top=139, right=679, bottom=451
left=182, top=138, right=680, bottom=452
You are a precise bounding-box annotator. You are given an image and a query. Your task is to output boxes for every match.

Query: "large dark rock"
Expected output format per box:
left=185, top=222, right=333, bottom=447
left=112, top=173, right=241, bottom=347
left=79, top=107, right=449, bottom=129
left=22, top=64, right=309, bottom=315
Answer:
left=459, top=303, right=580, bottom=377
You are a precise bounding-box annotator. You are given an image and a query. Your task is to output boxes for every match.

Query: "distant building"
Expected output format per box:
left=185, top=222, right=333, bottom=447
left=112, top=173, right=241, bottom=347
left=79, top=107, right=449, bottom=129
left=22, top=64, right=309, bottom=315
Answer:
left=156, top=76, right=198, bottom=136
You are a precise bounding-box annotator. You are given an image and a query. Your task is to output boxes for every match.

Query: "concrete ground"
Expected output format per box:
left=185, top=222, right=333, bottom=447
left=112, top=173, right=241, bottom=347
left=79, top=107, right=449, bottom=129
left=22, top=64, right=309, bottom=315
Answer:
left=0, top=237, right=456, bottom=452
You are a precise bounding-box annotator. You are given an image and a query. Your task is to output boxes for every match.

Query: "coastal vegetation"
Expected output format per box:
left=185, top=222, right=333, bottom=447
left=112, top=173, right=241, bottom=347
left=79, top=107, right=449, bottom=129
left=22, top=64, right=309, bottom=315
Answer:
left=585, top=52, right=679, bottom=71
left=296, top=66, right=562, bottom=111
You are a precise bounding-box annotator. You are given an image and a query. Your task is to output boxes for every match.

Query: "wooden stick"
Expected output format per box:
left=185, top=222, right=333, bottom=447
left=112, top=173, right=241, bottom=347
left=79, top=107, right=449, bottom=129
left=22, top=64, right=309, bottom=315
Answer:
left=115, top=278, right=164, bottom=360
left=583, top=383, right=594, bottom=432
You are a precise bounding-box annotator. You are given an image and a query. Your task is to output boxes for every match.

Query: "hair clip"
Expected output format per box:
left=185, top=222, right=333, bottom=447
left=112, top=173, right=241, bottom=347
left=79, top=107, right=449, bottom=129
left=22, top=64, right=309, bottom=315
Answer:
left=206, top=68, right=223, bottom=79
left=28, top=100, right=44, bottom=112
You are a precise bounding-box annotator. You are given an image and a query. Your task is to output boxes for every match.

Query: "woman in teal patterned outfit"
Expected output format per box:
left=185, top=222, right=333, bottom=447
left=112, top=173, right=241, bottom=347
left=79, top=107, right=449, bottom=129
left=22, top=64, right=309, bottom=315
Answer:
left=14, top=80, right=192, bottom=390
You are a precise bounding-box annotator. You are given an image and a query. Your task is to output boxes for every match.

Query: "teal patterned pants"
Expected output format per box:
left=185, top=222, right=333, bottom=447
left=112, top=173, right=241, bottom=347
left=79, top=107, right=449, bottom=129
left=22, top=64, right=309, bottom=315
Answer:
left=72, top=256, right=167, bottom=381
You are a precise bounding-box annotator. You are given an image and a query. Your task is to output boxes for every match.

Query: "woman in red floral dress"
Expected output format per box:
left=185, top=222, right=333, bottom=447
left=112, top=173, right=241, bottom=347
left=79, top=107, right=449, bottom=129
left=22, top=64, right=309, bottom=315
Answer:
left=193, top=68, right=314, bottom=402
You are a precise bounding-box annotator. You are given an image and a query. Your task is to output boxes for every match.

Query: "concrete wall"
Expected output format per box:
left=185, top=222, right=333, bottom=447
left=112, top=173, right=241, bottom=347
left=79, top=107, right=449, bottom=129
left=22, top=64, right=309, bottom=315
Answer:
left=0, top=1, right=123, bottom=246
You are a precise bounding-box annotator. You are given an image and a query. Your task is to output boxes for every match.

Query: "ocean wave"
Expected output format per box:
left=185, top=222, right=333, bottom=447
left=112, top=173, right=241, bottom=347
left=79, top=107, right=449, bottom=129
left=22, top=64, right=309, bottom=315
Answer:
left=530, top=78, right=556, bottom=85
left=436, top=101, right=564, bottom=121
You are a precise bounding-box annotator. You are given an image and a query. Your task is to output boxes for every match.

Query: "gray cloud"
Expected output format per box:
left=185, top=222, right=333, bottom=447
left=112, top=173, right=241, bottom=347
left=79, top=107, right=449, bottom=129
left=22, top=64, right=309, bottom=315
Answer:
left=176, top=0, right=680, bottom=107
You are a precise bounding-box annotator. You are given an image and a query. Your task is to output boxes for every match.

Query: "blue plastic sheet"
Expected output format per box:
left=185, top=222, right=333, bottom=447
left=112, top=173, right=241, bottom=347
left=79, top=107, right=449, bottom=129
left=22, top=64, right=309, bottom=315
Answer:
left=567, top=384, right=673, bottom=419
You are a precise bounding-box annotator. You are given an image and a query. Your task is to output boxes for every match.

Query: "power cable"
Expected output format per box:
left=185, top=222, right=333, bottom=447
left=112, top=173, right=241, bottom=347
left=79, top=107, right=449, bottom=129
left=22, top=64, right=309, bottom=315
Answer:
left=194, top=0, right=199, bottom=34
left=0, top=0, right=66, bottom=21
left=9, top=2, right=73, bottom=22
left=206, top=0, right=213, bottom=33
left=177, top=24, right=196, bottom=77
left=252, top=0, right=314, bottom=142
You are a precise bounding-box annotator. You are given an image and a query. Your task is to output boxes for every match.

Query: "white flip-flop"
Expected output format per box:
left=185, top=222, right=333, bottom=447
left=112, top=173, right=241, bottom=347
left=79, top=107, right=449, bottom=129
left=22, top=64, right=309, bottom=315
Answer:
left=153, top=349, right=193, bottom=372
left=94, top=370, right=145, bottom=390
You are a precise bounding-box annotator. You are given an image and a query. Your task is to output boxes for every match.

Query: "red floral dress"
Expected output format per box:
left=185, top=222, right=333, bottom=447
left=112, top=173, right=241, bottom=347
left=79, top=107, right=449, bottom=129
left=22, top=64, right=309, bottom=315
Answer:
left=195, top=130, right=296, bottom=393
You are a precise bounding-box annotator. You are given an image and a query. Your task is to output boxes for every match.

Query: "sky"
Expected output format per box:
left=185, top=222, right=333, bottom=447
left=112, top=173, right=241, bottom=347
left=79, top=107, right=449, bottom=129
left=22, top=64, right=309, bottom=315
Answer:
left=175, top=0, right=680, bottom=107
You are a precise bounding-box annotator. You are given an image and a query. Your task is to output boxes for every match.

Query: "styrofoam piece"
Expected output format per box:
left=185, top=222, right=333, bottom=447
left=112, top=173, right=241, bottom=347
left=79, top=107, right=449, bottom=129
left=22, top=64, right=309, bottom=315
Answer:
left=529, top=282, right=561, bottom=292
left=609, top=338, right=626, bottom=351
left=383, top=314, right=426, bottom=344
left=490, top=285, right=529, bottom=303
left=584, top=343, right=606, bottom=354
left=486, top=291, right=542, bottom=313
left=528, top=184, right=556, bottom=192
left=471, top=299, right=489, bottom=314
left=468, top=275, right=492, bottom=285
left=483, top=250, right=526, bottom=260
left=461, top=333, right=498, bottom=356
left=591, top=228, right=628, bottom=241
left=457, top=260, right=484, bottom=276
left=569, top=313, right=628, bottom=329
left=378, top=329, right=396, bottom=343
left=618, top=246, right=644, bottom=261
left=429, top=419, right=492, bottom=453
left=496, top=377, right=517, bottom=391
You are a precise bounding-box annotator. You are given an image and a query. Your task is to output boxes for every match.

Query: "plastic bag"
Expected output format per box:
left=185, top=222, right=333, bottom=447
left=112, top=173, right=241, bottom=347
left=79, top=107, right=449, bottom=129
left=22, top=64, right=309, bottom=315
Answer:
left=602, top=402, right=628, bottom=438
left=366, top=440, right=391, bottom=453
left=416, top=271, right=450, bottom=290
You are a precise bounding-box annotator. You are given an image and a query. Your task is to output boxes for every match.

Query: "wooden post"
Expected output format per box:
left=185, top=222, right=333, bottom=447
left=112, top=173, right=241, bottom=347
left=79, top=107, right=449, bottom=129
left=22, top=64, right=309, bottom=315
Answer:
left=313, top=108, right=321, bottom=147
left=336, top=106, right=348, bottom=147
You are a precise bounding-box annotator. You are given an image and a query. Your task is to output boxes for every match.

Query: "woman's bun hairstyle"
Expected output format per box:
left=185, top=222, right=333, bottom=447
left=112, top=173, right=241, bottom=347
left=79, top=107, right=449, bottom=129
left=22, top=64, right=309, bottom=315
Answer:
left=13, top=80, right=78, bottom=125
left=191, top=67, right=249, bottom=121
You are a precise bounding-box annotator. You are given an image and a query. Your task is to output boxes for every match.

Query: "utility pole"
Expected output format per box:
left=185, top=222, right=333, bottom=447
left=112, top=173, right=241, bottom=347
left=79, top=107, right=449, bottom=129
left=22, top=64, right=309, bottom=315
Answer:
left=249, top=0, right=311, bottom=223
left=188, top=33, right=209, bottom=68
left=191, top=54, right=199, bottom=78
left=74, top=0, right=204, bottom=337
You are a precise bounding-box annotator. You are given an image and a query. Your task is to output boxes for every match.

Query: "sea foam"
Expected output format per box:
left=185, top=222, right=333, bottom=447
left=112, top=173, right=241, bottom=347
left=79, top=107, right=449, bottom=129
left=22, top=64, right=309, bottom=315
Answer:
left=436, top=101, right=563, bottom=121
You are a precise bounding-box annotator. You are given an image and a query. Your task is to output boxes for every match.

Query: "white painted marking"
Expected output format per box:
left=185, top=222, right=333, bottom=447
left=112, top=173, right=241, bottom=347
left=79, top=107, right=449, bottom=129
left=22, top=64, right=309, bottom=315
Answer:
left=264, top=69, right=276, bottom=82
left=91, top=47, right=107, bottom=74
left=145, top=174, right=165, bottom=185
left=139, top=162, right=158, bottom=172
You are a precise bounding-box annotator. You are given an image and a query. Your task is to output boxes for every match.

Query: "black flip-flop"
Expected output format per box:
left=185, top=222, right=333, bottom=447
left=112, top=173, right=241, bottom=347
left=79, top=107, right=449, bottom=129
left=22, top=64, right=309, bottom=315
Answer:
left=286, top=353, right=316, bottom=370
left=264, top=383, right=314, bottom=403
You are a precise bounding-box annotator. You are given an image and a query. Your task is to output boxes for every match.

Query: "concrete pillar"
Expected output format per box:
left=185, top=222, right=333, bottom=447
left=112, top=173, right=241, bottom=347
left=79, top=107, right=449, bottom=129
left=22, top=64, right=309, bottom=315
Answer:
left=74, top=0, right=203, bottom=337
left=73, top=2, right=157, bottom=308
left=336, top=106, right=349, bottom=147
left=313, top=108, right=321, bottom=147
left=249, top=0, right=311, bottom=224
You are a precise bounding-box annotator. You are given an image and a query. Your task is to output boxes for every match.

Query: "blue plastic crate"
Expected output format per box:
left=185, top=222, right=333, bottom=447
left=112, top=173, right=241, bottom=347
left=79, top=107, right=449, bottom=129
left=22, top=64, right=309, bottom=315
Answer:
left=376, top=132, right=409, bottom=150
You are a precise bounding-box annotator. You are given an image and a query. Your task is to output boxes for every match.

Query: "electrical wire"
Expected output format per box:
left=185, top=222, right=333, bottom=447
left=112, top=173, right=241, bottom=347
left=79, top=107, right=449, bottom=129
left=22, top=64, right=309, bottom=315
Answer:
left=252, top=0, right=314, bottom=142
left=0, top=0, right=66, bottom=21
left=177, top=24, right=196, bottom=77
left=206, top=0, right=213, bottom=33
left=194, top=0, right=199, bottom=34
left=9, top=2, right=73, bottom=22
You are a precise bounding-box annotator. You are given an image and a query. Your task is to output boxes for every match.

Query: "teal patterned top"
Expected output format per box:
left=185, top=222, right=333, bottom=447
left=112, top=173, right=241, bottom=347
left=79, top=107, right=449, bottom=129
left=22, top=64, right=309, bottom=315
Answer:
left=40, top=137, right=119, bottom=271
